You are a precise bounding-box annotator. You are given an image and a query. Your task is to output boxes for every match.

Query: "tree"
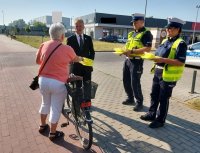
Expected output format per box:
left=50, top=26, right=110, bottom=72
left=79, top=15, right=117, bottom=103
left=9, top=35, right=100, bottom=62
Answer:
left=43, top=26, right=49, bottom=36
left=33, top=21, right=46, bottom=30
left=32, top=21, right=49, bottom=36
left=25, top=25, right=31, bottom=34
left=16, top=27, right=20, bottom=34
left=9, top=26, right=16, bottom=35
left=9, top=19, right=27, bottom=29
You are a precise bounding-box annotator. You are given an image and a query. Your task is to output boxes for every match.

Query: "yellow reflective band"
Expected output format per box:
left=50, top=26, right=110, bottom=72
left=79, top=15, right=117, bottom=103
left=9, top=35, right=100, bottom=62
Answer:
left=113, top=47, right=125, bottom=55
left=141, top=52, right=159, bottom=60
left=113, top=48, right=143, bottom=57
left=79, top=57, right=94, bottom=66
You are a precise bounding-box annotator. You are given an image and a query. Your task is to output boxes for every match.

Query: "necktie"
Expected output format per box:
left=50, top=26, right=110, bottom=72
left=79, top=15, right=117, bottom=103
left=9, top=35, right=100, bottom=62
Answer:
left=79, top=35, right=83, bottom=50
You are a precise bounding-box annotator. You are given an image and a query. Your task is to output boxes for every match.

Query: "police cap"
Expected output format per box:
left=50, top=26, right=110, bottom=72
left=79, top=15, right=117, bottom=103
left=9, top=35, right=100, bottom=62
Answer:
left=131, top=13, right=145, bottom=23
left=165, top=17, right=186, bottom=28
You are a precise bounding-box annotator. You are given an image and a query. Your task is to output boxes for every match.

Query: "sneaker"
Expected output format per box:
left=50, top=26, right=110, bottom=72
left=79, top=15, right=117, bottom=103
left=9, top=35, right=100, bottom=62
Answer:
left=133, top=103, right=143, bottom=111
left=140, top=114, right=155, bottom=121
left=149, top=120, right=164, bottom=128
left=122, top=99, right=135, bottom=105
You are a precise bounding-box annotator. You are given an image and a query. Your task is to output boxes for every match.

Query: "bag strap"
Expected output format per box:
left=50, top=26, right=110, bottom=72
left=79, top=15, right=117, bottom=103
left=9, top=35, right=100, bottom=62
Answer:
left=38, top=43, right=62, bottom=75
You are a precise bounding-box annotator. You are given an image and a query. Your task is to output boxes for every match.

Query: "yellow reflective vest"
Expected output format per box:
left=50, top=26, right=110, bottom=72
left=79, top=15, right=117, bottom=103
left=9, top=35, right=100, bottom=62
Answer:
left=125, top=28, right=149, bottom=57
left=153, top=38, right=185, bottom=82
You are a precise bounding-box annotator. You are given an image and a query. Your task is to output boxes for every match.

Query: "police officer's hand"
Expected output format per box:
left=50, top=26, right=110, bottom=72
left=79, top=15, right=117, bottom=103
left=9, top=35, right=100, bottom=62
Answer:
left=123, top=50, right=131, bottom=56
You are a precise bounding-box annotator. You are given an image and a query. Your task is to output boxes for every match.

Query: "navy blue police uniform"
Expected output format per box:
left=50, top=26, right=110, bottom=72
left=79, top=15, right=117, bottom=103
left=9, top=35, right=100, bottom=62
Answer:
left=123, top=23, right=153, bottom=111
left=140, top=17, right=187, bottom=128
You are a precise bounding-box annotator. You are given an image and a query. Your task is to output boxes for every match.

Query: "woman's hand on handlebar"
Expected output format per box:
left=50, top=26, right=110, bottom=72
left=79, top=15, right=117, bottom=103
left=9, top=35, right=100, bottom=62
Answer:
left=67, top=73, right=83, bottom=83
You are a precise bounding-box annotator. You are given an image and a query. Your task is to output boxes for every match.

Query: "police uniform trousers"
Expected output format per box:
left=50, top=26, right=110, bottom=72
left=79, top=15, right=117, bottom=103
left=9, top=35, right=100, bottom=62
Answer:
left=123, top=57, right=143, bottom=105
left=148, top=68, right=176, bottom=123
left=70, top=62, right=92, bottom=102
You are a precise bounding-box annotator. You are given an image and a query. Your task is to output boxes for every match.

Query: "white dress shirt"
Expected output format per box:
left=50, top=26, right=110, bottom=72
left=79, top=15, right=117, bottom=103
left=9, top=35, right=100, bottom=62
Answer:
left=75, top=33, right=84, bottom=46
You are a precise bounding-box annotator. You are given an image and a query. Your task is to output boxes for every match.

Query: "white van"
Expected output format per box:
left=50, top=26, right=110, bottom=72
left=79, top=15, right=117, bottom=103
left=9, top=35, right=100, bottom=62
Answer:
left=185, top=42, right=200, bottom=67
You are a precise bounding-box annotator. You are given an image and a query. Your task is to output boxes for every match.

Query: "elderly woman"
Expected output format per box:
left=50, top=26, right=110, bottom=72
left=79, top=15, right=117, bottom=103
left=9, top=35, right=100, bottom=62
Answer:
left=36, top=22, right=82, bottom=140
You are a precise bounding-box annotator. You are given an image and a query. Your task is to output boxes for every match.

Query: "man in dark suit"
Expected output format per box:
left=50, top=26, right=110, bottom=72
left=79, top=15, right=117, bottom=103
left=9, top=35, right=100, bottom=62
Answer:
left=67, top=18, right=95, bottom=104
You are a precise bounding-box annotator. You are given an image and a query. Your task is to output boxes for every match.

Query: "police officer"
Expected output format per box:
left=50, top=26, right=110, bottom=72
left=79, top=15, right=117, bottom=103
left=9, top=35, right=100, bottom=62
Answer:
left=122, top=13, right=153, bottom=111
left=140, top=17, right=187, bottom=128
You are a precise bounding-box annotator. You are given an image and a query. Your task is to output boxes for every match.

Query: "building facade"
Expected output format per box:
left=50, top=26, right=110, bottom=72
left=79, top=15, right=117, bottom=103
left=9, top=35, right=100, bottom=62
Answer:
left=30, top=15, right=70, bottom=29
left=77, top=12, right=200, bottom=47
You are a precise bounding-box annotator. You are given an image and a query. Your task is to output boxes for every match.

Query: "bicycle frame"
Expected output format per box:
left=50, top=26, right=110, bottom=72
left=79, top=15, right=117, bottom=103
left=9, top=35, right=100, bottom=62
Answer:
left=67, top=80, right=93, bottom=122
left=62, top=75, right=93, bottom=150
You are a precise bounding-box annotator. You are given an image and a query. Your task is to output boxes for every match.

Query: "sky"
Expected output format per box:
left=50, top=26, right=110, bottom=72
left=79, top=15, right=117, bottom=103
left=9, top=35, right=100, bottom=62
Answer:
left=0, top=0, right=200, bottom=25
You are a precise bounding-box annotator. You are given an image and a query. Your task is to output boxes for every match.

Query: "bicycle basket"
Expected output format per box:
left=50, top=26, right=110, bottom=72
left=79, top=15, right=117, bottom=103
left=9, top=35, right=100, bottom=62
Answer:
left=90, top=81, right=98, bottom=99
left=84, top=81, right=98, bottom=99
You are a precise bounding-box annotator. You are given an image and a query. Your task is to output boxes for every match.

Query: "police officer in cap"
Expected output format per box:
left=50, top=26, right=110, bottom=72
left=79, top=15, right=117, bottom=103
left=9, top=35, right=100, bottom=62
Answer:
left=140, top=17, right=187, bottom=128
left=122, top=13, right=153, bottom=111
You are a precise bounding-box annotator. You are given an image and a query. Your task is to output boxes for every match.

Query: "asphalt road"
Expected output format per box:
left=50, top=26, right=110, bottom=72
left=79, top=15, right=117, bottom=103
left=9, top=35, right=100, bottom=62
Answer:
left=94, top=52, right=200, bottom=98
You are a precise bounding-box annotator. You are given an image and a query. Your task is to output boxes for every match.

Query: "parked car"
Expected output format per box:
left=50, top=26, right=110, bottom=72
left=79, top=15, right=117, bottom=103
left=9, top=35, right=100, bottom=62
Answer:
left=117, top=36, right=128, bottom=43
left=185, top=42, right=200, bottom=67
left=98, top=35, right=118, bottom=43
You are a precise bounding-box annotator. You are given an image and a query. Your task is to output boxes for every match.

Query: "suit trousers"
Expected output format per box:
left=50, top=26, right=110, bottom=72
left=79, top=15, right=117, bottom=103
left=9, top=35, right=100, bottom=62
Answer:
left=70, top=63, right=92, bottom=102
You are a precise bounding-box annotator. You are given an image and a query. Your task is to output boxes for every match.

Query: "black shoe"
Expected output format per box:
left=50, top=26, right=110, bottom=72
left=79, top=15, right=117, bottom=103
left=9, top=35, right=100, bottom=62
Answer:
left=49, top=131, right=64, bottom=141
left=133, top=104, right=143, bottom=111
left=149, top=120, right=164, bottom=128
left=38, top=124, right=49, bottom=133
left=140, top=114, right=155, bottom=121
left=122, top=99, right=135, bottom=105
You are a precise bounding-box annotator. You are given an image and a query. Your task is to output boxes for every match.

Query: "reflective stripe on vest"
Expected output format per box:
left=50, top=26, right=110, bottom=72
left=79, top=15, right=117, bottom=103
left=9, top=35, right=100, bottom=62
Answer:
left=125, top=28, right=148, bottom=57
left=162, top=38, right=185, bottom=82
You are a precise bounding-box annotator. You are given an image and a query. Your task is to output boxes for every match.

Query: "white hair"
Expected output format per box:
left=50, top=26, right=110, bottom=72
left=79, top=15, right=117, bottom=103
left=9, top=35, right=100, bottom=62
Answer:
left=49, top=22, right=65, bottom=40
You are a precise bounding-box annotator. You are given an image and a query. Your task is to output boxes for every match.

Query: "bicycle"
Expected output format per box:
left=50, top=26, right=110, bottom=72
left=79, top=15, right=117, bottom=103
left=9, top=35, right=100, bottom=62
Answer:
left=61, top=74, right=98, bottom=150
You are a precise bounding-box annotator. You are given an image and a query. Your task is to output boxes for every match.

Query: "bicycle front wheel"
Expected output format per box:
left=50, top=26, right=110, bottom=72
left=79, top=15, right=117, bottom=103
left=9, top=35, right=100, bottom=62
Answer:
left=75, top=109, right=93, bottom=150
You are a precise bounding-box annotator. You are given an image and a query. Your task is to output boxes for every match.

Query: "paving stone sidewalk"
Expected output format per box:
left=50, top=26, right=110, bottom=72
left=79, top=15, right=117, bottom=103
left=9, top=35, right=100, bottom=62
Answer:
left=0, top=35, right=199, bottom=153
left=92, top=52, right=200, bottom=153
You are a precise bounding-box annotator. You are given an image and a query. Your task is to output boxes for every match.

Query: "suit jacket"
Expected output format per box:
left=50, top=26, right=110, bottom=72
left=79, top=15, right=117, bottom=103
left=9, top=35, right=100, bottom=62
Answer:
left=67, top=34, right=95, bottom=61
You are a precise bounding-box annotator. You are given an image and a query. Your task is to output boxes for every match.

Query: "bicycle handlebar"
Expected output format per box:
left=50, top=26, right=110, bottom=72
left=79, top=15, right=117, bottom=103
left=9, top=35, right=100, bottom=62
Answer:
left=67, top=75, right=83, bottom=83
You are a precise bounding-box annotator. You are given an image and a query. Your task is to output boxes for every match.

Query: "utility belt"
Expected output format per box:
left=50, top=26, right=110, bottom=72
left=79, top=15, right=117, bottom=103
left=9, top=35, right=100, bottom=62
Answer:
left=128, top=56, right=142, bottom=60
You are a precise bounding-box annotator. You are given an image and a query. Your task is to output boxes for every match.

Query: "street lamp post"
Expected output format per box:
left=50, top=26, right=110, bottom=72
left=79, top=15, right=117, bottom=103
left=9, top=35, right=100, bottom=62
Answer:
left=70, top=16, right=74, bottom=34
left=144, top=0, right=148, bottom=25
left=71, top=17, right=72, bottom=34
left=93, top=9, right=96, bottom=39
left=192, top=5, right=200, bottom=44
left=2, top=10, right=4, bottom=25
